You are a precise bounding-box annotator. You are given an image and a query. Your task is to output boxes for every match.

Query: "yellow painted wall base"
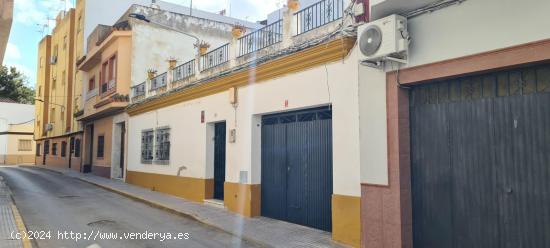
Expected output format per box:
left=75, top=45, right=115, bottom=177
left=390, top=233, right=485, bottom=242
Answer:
left=126, top=170, right=213, bottom=203
left=224, top=182, right=261, bottom=217
left=1, top=155, right=35, bottom=165
left=332, top=194, right=361, bottom=248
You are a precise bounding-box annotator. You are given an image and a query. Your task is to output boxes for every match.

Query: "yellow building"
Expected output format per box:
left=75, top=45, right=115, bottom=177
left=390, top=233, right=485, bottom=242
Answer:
left=34, top=9, right=83, bottom=170
left=77, top=23, right=132, bottom=178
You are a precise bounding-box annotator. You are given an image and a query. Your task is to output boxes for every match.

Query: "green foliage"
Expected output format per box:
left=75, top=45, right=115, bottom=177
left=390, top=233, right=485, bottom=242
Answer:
left=0, top=65, right=35, bottom=104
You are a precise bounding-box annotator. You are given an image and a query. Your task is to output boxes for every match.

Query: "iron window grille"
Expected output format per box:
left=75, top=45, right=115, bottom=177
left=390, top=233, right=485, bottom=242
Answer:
left=295, top=0, right=344, bottom=35
left=97, top=136, right=105, bottom=158
left=173, top=59, right=195, bottom=82
left=238, top=20, right=283, bottom=57
left=141, top=130, right=154, bottom=163
left=61, top=141, right=67, bottom=157
left=155, top=128, right=170, bottom=163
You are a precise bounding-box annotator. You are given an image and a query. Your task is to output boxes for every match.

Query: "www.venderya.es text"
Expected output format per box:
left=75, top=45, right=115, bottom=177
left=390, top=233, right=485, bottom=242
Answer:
left=11, top=230, right=190, bottom=242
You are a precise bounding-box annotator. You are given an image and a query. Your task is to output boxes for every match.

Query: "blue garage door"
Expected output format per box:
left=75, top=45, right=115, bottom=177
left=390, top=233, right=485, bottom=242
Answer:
left=261, top=107, right=333, bottom=231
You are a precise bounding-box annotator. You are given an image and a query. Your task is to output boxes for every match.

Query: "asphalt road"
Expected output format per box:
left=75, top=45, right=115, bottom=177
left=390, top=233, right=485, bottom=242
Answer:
left=0, top=166, right=258, bottom=248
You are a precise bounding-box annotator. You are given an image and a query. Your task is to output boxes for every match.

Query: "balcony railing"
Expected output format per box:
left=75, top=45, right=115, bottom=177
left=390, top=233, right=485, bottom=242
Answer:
left=131, top=1, right=351, bottom=103
left=295, top=0, right=344, bottom=35
left=201, top=43, right=229, bottom=71
left=132, top=82, right=146, bottom=97
left=173, top=59, right=195, bottom=82
left=150, top=72, right=167, bottom=90
left=238, top=20, right=283, bottom=57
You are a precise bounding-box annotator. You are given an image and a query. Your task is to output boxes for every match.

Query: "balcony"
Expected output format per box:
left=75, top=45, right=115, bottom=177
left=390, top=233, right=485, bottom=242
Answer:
left=131, top=0, right=350, bottom=103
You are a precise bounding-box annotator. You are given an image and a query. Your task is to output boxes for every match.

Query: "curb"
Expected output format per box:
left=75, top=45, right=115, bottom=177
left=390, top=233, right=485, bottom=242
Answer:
left=10, top=200, right=32, bottom=248
left=30, top=166, right=271, bottom=248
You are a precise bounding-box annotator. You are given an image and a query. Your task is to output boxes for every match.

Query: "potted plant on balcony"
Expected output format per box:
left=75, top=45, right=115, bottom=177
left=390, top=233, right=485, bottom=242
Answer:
left=147, top=69, right=157, bottom=80
left=232, top=24, right=246, bottom=38
left=194, top=41, right=211, bottom=55
left=287, top=0, right=300, bottom=11
left=167, top=57, right=178, bottom=70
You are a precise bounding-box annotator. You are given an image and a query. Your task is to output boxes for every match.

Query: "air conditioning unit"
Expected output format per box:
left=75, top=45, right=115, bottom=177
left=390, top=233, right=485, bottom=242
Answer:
left=50, top=56, right=58, bottom=65
left=358, top=14, right=409, bottom=63
left=46, top=123, right=54, bottom=131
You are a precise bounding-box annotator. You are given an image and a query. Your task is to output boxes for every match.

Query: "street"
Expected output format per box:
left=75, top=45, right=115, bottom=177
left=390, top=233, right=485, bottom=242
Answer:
left=0, top=166, right=257, bottom=248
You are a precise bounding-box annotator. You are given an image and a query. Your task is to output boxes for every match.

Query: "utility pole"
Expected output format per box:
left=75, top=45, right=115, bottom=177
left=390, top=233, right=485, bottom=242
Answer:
left=190, top=0, right=193, bottom=16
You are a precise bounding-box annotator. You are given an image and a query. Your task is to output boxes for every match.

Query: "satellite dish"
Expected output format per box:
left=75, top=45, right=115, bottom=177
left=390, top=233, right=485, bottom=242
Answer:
left=359, top=25, right=383, bottom=57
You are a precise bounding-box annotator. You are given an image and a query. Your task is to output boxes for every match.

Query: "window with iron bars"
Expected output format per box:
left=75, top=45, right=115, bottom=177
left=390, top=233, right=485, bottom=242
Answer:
left=141, top=130, right=154, bottom=163
left=155, top=128, right=170, bottom=163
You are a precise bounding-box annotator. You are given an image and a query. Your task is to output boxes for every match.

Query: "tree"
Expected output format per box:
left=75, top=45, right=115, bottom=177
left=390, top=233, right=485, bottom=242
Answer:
left=0, top=65, right=35, bottom=104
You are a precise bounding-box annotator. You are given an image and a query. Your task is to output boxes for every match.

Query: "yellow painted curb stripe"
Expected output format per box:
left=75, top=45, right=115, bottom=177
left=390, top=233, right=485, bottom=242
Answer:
left=10, top=203, right=32, bottom=248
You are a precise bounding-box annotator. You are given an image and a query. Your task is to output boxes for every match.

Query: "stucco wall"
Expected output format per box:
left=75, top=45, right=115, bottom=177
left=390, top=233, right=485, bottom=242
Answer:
left=128, top=46, right=362, bottom=197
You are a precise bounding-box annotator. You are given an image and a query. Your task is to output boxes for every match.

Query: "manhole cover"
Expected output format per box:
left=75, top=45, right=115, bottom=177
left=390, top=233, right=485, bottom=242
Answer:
left=87, top=220, right=117, bottom=227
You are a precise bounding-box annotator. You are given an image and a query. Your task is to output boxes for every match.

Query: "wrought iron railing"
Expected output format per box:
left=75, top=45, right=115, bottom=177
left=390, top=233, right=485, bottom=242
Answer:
left=201, top=43, right=229, bottom=71
left=150, top=72, right=167, bottom=90
left=295, top=0, right=344, bottom=35
left=238, top=20, right=283, bottom=57
left=132, top=82, right=146, bottom=97
left=173, top=59, right=195, bottom=82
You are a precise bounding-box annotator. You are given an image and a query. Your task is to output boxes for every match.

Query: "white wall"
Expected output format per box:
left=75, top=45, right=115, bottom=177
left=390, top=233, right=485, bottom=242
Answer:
left=359, top=0, right=550, bottom=184
left=0, top=102, right=35, bottom=157
left=128, top=47, right=362, bottom=197
left=83, top=0, right=260, bottom=53
left=131, top=20, right=233, bottom=86
left=406, top=0, right=550, bottom=67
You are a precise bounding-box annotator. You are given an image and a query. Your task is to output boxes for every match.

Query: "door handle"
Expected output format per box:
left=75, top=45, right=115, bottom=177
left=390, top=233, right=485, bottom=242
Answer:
left=505, top=187, right=513, bottom=194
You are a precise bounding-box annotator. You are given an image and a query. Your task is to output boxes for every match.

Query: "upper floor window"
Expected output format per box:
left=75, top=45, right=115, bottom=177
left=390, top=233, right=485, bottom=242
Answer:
left=38, top=86, right=42, bottom=97
left=50, top=108, right=56, bottom=123
left=62, top=70, right=66, bottom=85
left=63, top=35, right=67, bottom=50
left=88, top=76, right=95, bottom=91
left=18, top=140, right=32, bottom=151
left=101, top=54, right=117, bottom=95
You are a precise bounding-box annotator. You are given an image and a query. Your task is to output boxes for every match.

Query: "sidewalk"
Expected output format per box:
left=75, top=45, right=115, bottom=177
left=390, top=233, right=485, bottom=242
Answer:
left=29, top=165, right=344, bottom=248
left=0, top=174, right=30, bottom=248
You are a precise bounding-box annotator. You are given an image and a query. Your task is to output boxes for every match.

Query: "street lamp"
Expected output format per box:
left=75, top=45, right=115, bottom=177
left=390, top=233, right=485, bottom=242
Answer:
left=35, top=98, right=65, bottom=112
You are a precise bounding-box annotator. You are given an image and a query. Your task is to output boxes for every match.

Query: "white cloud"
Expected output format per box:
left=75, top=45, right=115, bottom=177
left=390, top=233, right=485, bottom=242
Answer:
left=14, top=0, right=74, bottom=27
left=5, top=43, right=21, bottom=60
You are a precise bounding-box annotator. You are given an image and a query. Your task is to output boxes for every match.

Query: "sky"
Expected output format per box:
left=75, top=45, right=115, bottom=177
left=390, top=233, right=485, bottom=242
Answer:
left=4, top=0, right=284, bottom=88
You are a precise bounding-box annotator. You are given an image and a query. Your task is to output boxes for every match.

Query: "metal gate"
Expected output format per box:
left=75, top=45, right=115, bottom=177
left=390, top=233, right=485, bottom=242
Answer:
left=214, top=122, right=226, bottom=200
left=410, top=64, right=550, bottom=248
left=261, top=107, right=333, bottom=231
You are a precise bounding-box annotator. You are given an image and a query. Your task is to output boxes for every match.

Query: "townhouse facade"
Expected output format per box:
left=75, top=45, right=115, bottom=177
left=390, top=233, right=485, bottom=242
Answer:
left=125, top=1, right=362, bottom=246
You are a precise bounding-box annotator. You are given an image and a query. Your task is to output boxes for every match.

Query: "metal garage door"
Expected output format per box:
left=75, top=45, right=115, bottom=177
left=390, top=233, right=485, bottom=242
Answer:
left=410, top=64, right=550, bottom=248
left=261, top=107, right=333, bottom=231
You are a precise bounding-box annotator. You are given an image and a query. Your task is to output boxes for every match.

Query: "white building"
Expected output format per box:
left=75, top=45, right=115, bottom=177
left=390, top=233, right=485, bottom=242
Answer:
left=0, top=99, right=35, bottom=165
